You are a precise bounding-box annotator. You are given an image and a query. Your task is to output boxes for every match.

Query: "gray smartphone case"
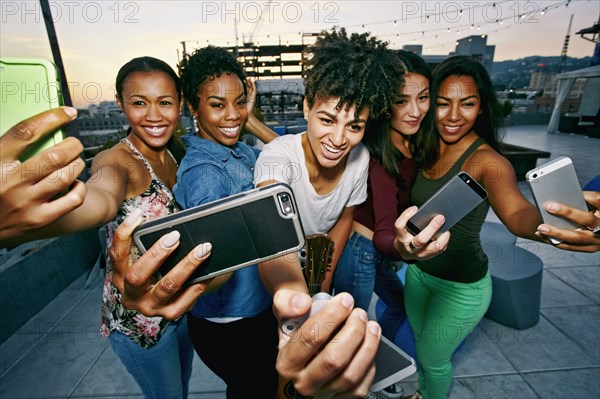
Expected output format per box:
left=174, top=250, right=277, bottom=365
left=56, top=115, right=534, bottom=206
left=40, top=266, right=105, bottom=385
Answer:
left=407, top=172, right=488, bottom=239
left=526, top=156, right=587, bottom=231
left=133, top=183, right=305, bottom=285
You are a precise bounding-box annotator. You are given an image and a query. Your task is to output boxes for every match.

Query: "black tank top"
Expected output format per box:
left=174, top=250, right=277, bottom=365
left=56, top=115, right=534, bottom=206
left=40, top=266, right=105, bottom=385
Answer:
left=410, top=138, right=490, bottom=283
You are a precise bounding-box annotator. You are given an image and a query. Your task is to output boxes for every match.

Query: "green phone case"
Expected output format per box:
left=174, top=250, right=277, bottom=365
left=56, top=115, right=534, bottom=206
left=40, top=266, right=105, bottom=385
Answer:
left=0, top=57, right=65, bottom=161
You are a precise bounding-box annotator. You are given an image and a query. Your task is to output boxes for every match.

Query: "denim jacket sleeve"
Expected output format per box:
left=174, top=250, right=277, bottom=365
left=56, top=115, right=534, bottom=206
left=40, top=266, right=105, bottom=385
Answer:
left=174, top=162, right=231, bottom=209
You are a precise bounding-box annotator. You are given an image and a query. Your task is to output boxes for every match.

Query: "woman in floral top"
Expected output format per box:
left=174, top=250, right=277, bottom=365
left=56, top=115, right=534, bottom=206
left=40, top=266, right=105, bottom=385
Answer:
left=28, top=56, right=209, bottom=398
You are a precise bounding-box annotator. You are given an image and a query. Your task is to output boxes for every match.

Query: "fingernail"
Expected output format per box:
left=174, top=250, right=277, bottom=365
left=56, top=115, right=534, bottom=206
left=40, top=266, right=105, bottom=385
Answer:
left=123, top=208, right=143, bottom=226
left=292, top=294, right=311, bottom=309
left=357, top=308, right=368, bottom=322
left=369, top=322, right=381, bottom=336
left=341, top=293, right=354, bottom=309
left=160, top=231, right=180, bottom=249
left=537, top=225, right=550, bottom=233
left=547, top=202, right=560, bottom=212
left=194, top=242, right=212, bottom=259
left=62, top=106, right=77, bottom=118
left=434, top=214, right=446, bottom=224
left=408, top=206, right=418, bottom=214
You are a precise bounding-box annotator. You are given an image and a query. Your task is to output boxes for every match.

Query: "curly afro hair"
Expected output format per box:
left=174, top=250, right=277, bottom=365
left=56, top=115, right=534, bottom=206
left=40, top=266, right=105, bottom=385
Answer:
left=179, top=46, right=246, bottom=110
left=303, top=28, right=407, bottom=120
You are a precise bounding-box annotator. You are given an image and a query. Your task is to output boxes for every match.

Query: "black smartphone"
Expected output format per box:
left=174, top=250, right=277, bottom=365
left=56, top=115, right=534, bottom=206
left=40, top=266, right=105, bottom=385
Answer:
left=407, top=172, right=488, bottom=239
left=133, top=183, right=305, bottom=285
left=0, top=58, right=65, bottom=161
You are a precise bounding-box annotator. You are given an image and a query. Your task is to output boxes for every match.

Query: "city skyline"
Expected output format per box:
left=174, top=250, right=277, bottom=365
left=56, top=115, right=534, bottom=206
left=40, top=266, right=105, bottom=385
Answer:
left=1, top=0, right=599, bottom=107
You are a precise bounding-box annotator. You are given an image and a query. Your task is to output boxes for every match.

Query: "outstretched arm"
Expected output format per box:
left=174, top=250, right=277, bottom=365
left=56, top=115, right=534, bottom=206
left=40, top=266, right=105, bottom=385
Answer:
left=16, top=147, right=132, bottom=242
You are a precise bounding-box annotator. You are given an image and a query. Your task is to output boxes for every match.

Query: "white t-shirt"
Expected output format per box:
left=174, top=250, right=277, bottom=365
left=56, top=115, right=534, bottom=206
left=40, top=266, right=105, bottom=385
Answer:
left=254, top=133, right=369, bottom=235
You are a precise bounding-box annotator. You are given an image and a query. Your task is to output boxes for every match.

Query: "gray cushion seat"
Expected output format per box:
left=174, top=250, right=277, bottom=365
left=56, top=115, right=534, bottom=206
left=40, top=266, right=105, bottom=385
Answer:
left=481, top=222, right=543, bottom=330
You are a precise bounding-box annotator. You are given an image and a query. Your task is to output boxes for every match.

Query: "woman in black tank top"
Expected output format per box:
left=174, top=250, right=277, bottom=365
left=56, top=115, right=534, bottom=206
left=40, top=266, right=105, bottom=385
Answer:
left=402, top=56, right=599, bottom=399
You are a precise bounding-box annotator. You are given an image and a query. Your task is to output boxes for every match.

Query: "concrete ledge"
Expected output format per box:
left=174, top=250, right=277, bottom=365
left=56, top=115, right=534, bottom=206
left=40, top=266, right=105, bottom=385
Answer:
left=0, top=228, right=101, bottom=344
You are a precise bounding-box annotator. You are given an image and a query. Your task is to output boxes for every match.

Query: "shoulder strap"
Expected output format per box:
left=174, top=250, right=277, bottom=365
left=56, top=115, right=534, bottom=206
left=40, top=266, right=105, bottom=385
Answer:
left=121, top=138, right=158, bottom=180
left=455, top=137, right=486, bottom=167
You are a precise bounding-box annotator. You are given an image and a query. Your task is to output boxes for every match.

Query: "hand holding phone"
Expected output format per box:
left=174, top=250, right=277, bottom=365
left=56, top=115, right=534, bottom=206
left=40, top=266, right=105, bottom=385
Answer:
left=281, top=293, right=416, bottom=393
left=109, top=209, right=218, bottom=320
left=527, top=157, right=587, bottom=244
left=274, top=291, right=383, bottom=397
left=393, top=206, right=450, bottom=262
left=0, top=107, right=85, bottom=247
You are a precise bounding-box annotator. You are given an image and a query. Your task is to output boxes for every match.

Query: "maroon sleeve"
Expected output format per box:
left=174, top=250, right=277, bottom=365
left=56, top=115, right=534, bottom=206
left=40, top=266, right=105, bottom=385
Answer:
left=370, top=160, right=405, bottom=261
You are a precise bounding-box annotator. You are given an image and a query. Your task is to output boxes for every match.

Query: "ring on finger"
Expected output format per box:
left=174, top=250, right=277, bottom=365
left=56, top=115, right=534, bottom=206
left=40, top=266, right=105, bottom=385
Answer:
left=409, top=239, right=422, bottom=250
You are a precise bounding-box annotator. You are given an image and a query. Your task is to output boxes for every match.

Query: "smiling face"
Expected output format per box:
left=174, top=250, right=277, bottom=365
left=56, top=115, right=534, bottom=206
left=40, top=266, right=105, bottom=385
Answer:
left=436, top=74, right=481, bottom=144
left=117, top=71, right=180, bottom=150
left=303, top=97, right=369, bottom=170
left=192, top=73, right=248, bottom=147
left=390, top=72, right=430, bottom=136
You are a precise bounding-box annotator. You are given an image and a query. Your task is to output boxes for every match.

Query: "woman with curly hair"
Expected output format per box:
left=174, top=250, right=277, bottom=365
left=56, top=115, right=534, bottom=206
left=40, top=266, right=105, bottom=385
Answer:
left=254, top=29, right=410, bottom=295
left=174, top=46, right=289, bottom=397
left=175, top=43, right=383, bottom=398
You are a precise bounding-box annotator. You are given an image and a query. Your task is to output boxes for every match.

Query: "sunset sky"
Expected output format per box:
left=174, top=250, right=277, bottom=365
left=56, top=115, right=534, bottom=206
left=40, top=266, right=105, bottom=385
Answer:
left=2, top=0, right=599, bottom=107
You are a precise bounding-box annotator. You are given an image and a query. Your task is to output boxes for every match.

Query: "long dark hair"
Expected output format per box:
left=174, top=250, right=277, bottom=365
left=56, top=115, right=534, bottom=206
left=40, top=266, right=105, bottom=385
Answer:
left=416, top=56, right=502, bottom=169
left=363, top=50, right=430, bottom=174
left=115, top=56, right=185, bottom=162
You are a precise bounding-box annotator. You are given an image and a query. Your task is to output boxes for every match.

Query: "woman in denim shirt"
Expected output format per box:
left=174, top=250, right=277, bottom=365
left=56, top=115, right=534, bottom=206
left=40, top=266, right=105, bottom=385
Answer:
left=173, top=46, right=285, bottom=397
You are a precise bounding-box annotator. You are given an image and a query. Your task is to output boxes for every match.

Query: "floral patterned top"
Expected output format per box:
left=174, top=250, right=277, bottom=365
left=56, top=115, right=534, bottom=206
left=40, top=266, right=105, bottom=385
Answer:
left=100, top=138, right=179, bottom=349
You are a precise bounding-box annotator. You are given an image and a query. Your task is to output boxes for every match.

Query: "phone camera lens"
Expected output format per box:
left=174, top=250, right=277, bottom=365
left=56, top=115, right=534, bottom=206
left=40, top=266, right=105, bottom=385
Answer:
left=532, top=173, right=538, bottom=179
left=281, top=194, right=289, bottom=202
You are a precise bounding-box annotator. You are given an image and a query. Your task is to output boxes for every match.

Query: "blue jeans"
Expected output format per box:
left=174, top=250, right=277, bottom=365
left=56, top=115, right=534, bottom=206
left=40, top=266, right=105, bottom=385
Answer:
left=108, top=315, right=194, bottom=399
left=333, top=231, right=406, bottom=340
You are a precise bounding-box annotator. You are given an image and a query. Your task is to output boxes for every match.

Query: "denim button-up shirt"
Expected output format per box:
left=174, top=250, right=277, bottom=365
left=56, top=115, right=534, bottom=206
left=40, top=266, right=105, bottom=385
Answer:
left=173, top=133, right=271, bottom=318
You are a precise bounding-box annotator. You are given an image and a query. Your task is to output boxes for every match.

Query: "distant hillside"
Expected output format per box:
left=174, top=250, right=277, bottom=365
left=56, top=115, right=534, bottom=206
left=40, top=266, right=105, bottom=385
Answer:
left=491, top=56, right=592, bottom=89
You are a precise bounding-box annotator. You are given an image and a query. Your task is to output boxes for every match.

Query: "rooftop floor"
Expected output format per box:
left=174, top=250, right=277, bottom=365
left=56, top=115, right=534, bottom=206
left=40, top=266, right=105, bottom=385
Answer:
left=1, top=125, right=599, bottom=398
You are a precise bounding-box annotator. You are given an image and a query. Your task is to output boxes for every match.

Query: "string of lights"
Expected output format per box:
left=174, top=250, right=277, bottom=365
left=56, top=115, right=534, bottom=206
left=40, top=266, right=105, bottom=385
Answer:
left=180, top=0, right=577, bottom=51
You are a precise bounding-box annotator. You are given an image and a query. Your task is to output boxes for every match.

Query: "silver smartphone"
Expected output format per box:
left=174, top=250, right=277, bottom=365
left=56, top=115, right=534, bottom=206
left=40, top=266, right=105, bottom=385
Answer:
left=407, top=172, right=488, bottom=239
left=133, top=183, right=305, bottom=285
left=526, top=157, right=587, bottom=244
left=371, top=335, right=417, bottom=392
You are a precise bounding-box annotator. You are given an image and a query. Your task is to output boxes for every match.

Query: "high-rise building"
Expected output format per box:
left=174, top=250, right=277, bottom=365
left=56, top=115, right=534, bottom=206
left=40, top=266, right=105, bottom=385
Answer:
left=454, top=35, right=495, bottom=73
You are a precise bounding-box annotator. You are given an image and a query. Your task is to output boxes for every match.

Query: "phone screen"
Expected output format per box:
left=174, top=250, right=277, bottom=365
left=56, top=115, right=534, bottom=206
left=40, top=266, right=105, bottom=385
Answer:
left=0, top=58, right=65, bottom=161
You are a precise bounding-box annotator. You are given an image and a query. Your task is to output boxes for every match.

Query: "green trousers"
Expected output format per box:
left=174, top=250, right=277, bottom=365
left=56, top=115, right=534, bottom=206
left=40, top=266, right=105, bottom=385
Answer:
left=405, top=264, right=492, bottom=399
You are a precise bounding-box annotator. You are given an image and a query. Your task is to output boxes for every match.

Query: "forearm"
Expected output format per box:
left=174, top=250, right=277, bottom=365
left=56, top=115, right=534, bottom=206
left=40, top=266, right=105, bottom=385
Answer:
left=245, top=114, right=278, bottom=144
left=11, top=185, right=119, bottom=244
left=258, top=254, right=308, bottom=297
left=502, top=205, right=543, bottom=241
